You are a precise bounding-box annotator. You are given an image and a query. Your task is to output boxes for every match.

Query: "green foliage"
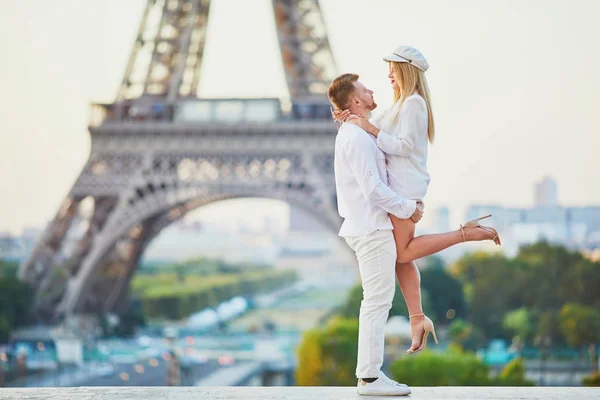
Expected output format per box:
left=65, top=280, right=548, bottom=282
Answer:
left=0, top=315, right=11, bottom=343
left=558, top=303, right=600, bottom=347
left=294, top=242, right=600, bottom=388
left=295, top=329, right=323, bottom=385
left=390, top=347, right=491, bottom=386
left=295, top=317, right=358, bottom=386
left=451, top=252, right=525, bottom=340
left=337, top=284, right=364, bottom=319
left=0, top=276, right=33, bottom=343
left=562, top=259, right=600, bottom=310
left=390, top=347, right=534, bottom=387
left=451, top=242, right=600, bottom=344
left=420, top=257, right=466, bottom=323
left=518, top=242, right=590, bottom=311
left=503, top=308, right=535, bottom=343
left=135, top=269, right=297, bottom=320
left=296, top=320, right=536, bottom=387
left=113, top=306, right=146, bottom=338
left=0, top=259, right=19, bottom=277
left=138, top=258, right=270, bottom=277
left=0, top=277, right=33, bottom=328
left=494, top=358, right=534, bottom=386
left=582, top=371, right=600, bottom=386
left=536, top=310, right=563, bottom=346
left=339, top=282, right=432, bottom=321
left=448, top=319, right=486, bottom=351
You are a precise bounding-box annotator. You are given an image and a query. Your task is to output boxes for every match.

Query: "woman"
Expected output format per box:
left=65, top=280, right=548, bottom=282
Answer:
left=333, top=46, right=500, bottom=354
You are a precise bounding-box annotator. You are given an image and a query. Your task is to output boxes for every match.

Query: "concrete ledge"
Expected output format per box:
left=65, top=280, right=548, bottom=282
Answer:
left=0, top=386, right=598, bottom=399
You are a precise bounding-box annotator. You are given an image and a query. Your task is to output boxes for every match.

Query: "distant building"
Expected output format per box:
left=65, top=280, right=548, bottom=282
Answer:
left=534, top=176, right=558, bottom=207
left=435, top=207, right=450, bottom=232
left=275, top=207, right=358, bottom=288
left=466, top=177, right=600, bottom=256
left=0, top=228, right=42, bottom=261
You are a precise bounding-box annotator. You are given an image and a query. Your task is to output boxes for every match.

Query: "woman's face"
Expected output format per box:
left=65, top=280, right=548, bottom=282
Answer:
left=388, top=64, right=401, bottom=91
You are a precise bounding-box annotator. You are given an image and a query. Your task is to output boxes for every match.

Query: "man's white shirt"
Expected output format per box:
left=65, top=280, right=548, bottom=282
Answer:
left=334, top=122, right=417, bottom=237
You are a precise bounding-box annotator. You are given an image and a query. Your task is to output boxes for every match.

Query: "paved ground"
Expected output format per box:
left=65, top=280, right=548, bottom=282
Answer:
left=0, top=386, right=597, bottom=399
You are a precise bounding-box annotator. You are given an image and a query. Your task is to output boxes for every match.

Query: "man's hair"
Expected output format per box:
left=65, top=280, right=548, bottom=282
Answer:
left=327, top=73, right=359, bottom=110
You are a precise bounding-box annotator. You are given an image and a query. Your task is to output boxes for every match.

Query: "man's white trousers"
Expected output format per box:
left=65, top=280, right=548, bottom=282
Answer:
left=345, top=229, right=397, bottom=378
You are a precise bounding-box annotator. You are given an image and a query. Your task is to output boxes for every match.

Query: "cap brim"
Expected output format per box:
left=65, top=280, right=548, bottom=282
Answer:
left=383, top=53, right=410, bottom=63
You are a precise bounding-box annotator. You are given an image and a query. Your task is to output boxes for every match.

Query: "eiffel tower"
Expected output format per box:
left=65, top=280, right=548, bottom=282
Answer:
left=18, top=0, right=341, bottom=322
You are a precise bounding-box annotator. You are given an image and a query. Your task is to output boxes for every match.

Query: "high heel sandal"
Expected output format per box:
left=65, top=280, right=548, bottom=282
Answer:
left=406, top=313, right=438, bottom=355
left=460, top=214, right=501, bottom=246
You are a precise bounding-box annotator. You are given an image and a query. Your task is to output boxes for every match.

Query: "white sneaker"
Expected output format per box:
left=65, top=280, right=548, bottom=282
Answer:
left=357, top=370, right=411, bottom=396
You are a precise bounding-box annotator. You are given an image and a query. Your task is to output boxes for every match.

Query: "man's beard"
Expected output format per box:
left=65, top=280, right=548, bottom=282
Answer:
left=368, top=100, right=378, bottom=111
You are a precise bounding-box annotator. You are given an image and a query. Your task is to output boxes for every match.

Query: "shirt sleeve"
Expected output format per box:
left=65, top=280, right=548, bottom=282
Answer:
left=376, top=96, right=426, bottom=157
left=344, top=132, right=417, bottom=219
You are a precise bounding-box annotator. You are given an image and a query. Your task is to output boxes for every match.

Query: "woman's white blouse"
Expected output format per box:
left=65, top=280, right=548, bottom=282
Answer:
left=371, top=94, right=431, bottom=200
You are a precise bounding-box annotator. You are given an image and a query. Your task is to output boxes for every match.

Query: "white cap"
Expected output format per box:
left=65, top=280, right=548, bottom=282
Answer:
left=383, top=46, right=429, bottom=72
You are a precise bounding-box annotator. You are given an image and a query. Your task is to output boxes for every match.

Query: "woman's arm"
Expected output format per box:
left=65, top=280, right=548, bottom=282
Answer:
left=376, top=96, right=427, bottom=157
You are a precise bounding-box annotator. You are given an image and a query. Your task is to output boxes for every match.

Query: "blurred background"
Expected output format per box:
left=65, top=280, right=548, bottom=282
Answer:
left=1, top=0, right=599, bottom=389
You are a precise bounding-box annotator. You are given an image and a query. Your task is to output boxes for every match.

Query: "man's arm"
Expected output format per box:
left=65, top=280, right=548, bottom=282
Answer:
left=344, top=131, right=417, bottom=219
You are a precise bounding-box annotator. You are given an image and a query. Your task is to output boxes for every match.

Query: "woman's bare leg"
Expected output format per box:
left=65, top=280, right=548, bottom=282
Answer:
left=392, top=218, right=422, bottom=315
left=391, top=217, right=426, bottom=352
left=390, top=214, right=499, bottom=351
left=391, top=214, right=496, bottom=264
left=396, top=261, right=422, bottom=316
left=396, top=260, right=425, bottom=351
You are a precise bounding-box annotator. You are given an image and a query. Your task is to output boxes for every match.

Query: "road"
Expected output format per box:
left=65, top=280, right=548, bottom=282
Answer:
left=78, top=359, right=225, bottom=386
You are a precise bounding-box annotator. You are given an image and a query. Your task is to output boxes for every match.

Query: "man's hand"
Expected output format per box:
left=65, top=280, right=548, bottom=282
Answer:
left=410, top=201, right=424, bottom=223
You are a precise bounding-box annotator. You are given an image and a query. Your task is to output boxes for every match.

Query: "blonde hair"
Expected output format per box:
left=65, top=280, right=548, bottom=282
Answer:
left=389, top=62, right=435, bottom=143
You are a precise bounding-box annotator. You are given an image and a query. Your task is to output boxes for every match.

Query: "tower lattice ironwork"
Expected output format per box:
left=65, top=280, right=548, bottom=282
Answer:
left=19, top=0, right=341, bottom=322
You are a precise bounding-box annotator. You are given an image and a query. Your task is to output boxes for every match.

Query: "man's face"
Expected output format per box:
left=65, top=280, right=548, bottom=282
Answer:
left=351, top=81, right=377, bottom=111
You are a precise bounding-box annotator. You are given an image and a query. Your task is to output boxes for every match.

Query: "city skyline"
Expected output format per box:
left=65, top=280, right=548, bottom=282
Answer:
left=5, top=176, right=597, bottom=265
left=2, top=0, right=600, bottom=234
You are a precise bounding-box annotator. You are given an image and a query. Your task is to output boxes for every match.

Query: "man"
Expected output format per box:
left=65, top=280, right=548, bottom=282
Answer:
left=328, top=73, right=423, bottom=396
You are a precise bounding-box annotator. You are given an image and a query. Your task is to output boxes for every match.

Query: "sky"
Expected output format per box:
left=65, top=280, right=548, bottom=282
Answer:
left=1, top=0, right=599, bottom=235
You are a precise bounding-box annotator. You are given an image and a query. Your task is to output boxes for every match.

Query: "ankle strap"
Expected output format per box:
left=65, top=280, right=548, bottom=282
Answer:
left=409, top=313, right=424, bottom=318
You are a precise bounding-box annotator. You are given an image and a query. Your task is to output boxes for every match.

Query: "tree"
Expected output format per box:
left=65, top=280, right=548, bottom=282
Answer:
left=517, top=242, right=586, bottom=311
left=562, top=258, right=600, bottom=309
left=495, top=358, right=534, bottom=386
left=390, top=347, right=491, bottom=386
left=451, top=243, right=600, bottom=344
left=0, top=315, right=11, bottom=343
left=536, top=310, right=563, bottom=346
left=0, top=259, right=18, bottom=278
left=295, top=329, right=323, bottom=385
left=339, top=282, right=432, bottom=321
left=451, top=252, right=525, bottom=340
left=503, top=308, right=535, bottom=344
left=420, top=257, right=466, bottom=324
left=558, top=303, right=600, bottom=372
left=114, top=306, right=146, bottom=338
left=448, top=319, right=486, bottom=351
left=296, top=317, right=358, bottom=386
left=583, top=371, right=600, bottom=387
left=0, top=277, right=33, bottom=328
